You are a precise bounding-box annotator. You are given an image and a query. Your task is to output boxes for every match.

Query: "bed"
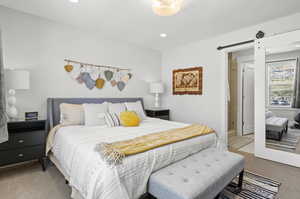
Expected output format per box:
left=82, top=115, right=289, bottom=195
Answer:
left=46, top=98, right=217, bottom=199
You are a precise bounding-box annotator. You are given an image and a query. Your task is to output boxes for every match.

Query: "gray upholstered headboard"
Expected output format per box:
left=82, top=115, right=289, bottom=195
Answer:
left=47, top=97, right=144, bottom=131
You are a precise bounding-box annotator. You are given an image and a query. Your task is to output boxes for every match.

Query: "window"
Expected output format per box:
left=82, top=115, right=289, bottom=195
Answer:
left=266, top=59, right=297, bottom=107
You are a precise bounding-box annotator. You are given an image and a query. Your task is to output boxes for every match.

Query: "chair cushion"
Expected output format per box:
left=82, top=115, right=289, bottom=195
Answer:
left=148, top=148, right=244, bottom=199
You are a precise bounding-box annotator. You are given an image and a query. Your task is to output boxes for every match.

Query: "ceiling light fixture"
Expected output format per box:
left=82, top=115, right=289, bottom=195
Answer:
left=69, top=0, right=79, bottom=3
left=152, top=0, right=183, bottom=16
left=160, top=33, right=167, bottom=38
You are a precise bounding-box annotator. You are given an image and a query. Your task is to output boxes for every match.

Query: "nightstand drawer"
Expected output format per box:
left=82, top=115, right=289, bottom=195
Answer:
left=0, top=139, right=12, bottom=151
left=157, top=115, right=170, bottom=120
left=12, top=131, right=44, bottom=148
left=0, top=146, right=43, bottom=166
left=1, top=120, right=46, bottom=169
left=0, top=131, right=44, bottom=151
left=8, top=120, right=46, bottom=133
left=145, top=109, right=170, bottom=120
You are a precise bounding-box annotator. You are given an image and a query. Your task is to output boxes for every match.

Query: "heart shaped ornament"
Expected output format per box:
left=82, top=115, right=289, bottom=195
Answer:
left=81, top=72, right=96, bottom=90
left=96, top=78, right=105, bottom=89
left=110, top=80, right=117, bottom=87
left=90, top=70, right=99, bottom=81
left=117, top=81, right=126, bottom=91
left=121, top=74, right=130, bottom=83
left=76, top=74, right=84, bottom=84
left=64, top=64, right=73, bottom=72
left=104, top=70, right=113, bottom=81
left=70, top=66, right=80, bottom=80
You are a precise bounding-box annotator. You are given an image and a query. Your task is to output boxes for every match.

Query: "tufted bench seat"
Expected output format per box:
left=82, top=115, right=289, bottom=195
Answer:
left=266, top=116, right=288, bottom=141
left=147, top=148, right=245, bottom=199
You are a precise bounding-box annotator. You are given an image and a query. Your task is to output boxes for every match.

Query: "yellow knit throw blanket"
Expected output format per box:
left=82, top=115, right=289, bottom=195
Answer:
left=96, top=124, right=215, bottom=165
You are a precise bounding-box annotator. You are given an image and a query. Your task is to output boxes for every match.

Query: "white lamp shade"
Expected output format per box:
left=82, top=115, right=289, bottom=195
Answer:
left=150, top=82, right=164, bottom=94
left=6, top=70, right=30, bottom=90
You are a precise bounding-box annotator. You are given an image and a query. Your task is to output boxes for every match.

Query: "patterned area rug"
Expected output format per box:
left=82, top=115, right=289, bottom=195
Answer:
left=220, top=171, right=281, bottom=199
left=266, top=131, right=300, bottom=152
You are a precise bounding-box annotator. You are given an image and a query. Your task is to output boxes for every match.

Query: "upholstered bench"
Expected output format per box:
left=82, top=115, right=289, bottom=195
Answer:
left=266, top=116, right=288, bottom=141
left=146, top=148, right=245, bottom=199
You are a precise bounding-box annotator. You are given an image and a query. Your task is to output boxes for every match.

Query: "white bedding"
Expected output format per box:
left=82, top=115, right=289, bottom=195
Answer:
left=51, top=117, right=217, bottom=199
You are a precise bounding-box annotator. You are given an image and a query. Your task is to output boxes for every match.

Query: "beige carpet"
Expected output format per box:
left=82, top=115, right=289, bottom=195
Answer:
left=1, top=153, right=300, bottom=199
left=0, top=162, right=71, bottom=199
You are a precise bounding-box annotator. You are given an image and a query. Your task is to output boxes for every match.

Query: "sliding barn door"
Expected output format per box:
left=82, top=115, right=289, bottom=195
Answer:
left=255, top=29, right=300, bottom=167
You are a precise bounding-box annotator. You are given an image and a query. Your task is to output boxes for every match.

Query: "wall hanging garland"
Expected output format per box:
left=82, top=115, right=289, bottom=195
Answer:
left=64, top=59, right=132, bottom=91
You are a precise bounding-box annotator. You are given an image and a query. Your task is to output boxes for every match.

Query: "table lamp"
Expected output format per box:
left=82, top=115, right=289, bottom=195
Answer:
left=150, top=82, right=164, bottom=108
left=6, top=70, right=30, bottom=120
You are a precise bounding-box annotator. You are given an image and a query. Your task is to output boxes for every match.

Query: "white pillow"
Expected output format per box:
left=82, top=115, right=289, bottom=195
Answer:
left=108, top=103, right=126, bottom=116
left=83, top=103, right=108, bottom=126
left=125, top=101, right=146, bottom=120
left=104, top=112, right=121, bottom=127
left=60, top=103, right=84, bottom=125
left=265, top=111, right=274, bottom=119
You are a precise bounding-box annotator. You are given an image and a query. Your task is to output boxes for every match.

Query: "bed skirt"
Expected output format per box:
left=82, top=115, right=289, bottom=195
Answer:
left=49, top=153, right=85, bottom=199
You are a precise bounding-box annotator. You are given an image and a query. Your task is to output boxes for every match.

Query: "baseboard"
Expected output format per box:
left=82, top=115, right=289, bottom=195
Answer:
left=228, top=130, right=236, bottom=137
left=243, top=129, right=254, bottom=135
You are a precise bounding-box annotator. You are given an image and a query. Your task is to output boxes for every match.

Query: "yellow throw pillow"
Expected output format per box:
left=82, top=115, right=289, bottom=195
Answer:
left=120, top=111, right=140, bottom=127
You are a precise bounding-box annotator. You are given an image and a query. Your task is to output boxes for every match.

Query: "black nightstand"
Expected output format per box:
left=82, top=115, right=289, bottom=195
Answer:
left=145, top=108, right=170, bottom=120
left=0, top=120, right=47, bottom=170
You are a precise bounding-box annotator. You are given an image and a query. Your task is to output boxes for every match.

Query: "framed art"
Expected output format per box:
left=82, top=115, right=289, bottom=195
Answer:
left=173, top=67, right=203, bottom=95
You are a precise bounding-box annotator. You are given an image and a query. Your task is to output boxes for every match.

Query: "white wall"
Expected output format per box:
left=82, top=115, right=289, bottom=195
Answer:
left=2, top=5, right=300, bottom=140
left=0, top=6, right=162, bottom=119
left=161, top=12, right=300, bottom=138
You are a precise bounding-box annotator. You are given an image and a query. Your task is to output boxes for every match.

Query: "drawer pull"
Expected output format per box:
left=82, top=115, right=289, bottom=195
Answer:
left=18, top=153, right=24, bottom=157
left=18, top=140, right=24, bottom=144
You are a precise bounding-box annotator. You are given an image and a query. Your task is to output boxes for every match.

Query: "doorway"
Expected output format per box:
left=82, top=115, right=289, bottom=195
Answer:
left=227, top=49, right=255, bottom=153
left=242, top=62, right=254, bottom=136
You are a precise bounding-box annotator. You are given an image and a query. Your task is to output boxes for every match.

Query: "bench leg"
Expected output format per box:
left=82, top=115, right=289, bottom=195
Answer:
left=237, top=169, right=244, bottom=192
left=139, top=193, right=156, bottom=199
left=278, top=131, right=284, bottom=141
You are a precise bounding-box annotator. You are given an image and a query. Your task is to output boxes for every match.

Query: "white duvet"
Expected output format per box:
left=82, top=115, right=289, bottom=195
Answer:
left=51, top=118, right=217, bottom=199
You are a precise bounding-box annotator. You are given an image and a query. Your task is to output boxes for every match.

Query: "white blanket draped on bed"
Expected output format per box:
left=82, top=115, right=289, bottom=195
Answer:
left=51, top=118, right=217, bottom=199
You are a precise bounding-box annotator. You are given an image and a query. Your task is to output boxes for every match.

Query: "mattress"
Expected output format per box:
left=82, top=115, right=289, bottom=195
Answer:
left=51, top=117, right=217, bottom=199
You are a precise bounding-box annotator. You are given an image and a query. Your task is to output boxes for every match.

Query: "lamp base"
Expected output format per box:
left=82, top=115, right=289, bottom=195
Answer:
left=7, top=89, right=18, bottom=120
left=154, top=93, right=160, bottom=108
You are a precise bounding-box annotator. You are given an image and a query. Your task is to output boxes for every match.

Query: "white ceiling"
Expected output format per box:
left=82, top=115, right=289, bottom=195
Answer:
left=1, top=0, right=300, bottom=51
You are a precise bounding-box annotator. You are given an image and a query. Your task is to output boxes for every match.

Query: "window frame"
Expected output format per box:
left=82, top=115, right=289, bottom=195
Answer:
left=266, top=58, right=298, bottom=108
